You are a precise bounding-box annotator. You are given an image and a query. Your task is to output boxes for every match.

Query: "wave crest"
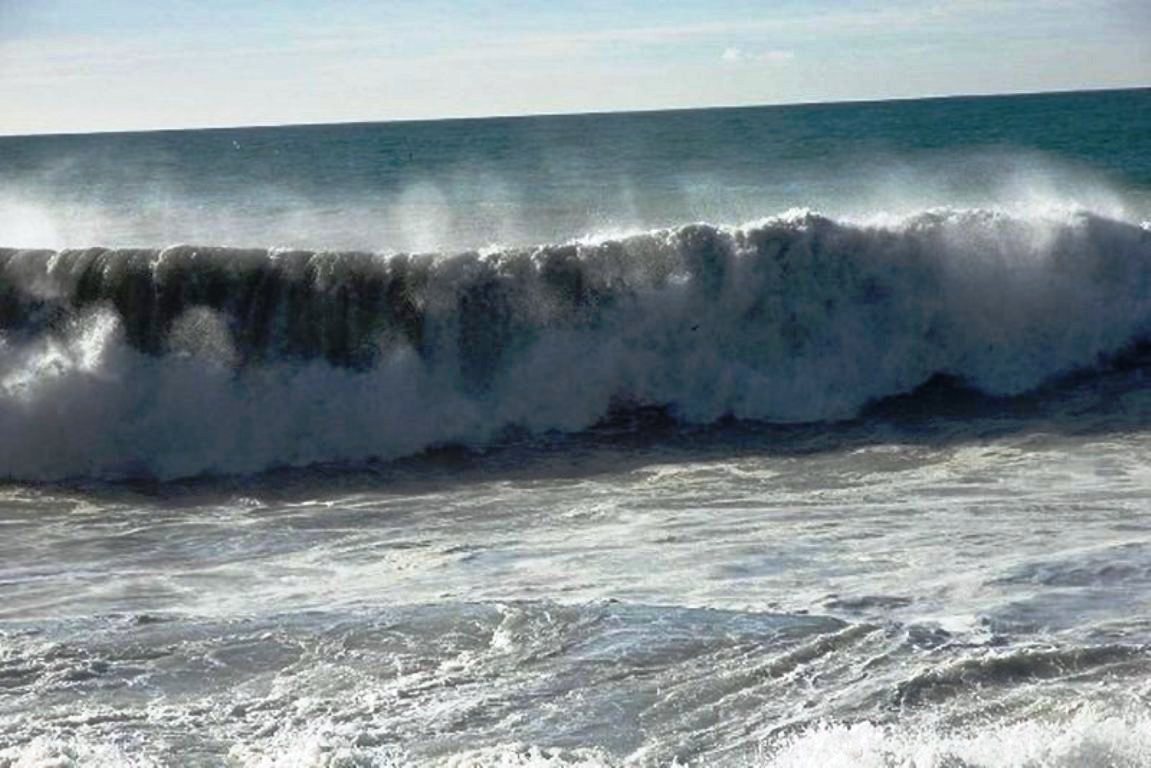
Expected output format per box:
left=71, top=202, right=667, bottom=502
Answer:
left=2, top=208, right=1149, bottom=480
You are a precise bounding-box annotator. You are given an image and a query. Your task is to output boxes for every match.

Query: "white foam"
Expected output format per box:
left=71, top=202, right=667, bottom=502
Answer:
left=2, top=207, right=1150, bottom=480
left=227, top=721, right=400, bottom=768
left=763, top=707, right=1151, bottom=768
left=0, top=736, right=156, bottom=768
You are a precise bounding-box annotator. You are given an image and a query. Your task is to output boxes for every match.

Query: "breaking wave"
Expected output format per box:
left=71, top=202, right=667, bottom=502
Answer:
left=761, top=707, right=1151, bottom=768
left=5, top=709, right=1151, bottom=767
left=2, top=207, right=1150, bottom=480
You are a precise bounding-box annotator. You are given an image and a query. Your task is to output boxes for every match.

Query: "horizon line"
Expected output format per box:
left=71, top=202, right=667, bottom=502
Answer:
left=2, top=83, right=1148, bottom=140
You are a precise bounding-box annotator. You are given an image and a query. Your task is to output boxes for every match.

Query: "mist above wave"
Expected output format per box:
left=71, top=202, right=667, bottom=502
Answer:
left=1, top=207, right=1150, bottom=480
left=0, top=145, right=1141, bottom=254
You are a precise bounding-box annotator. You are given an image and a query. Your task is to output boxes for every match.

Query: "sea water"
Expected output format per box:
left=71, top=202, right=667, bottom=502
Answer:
left=1, top=88, right=1151, bottom=765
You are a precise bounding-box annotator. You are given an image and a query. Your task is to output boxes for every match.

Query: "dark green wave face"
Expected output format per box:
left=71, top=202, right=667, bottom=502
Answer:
left=1, top=209, right=1150, bottom=481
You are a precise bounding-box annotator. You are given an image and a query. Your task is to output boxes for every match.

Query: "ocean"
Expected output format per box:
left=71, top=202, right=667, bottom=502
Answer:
left=1, top=87, right=1151, bottom=766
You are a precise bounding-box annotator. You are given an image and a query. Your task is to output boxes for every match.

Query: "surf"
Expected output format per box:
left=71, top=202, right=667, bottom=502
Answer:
left=1, top=207, right=1149, bottom=481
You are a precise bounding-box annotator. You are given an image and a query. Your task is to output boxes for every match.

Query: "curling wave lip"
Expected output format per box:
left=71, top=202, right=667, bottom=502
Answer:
left=1, top=207, right=1149, bottom=481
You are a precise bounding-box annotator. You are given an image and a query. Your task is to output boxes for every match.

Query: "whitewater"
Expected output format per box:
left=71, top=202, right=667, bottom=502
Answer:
left=3, top=88, right=1151, bottom=766
left=2, top=208, right=1151, bottom=480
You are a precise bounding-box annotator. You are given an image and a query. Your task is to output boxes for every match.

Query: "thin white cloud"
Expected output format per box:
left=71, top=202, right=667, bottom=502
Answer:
left=722, top=47, right=795, bottom=64
left=1, top=0, right=1130, bottom=85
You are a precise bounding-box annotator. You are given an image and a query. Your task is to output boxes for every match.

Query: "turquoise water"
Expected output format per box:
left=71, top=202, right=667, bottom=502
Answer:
left=2, top=88, right=1148, bottom=250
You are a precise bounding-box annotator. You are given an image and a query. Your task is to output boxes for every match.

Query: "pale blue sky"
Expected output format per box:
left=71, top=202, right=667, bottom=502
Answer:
left=1, top=0, right=1148, bottom=134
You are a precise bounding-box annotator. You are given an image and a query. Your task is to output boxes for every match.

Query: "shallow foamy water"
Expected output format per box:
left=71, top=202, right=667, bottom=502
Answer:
left=3, top=384, right=1151, bottom=764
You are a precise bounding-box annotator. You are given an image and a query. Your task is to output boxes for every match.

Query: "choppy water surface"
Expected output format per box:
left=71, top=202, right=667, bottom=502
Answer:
left=5, top=384, right=1151, bottom=765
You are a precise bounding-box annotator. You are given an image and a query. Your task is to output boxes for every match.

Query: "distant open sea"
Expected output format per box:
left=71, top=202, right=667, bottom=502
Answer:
left=2, top=88, right=1151, bottom=766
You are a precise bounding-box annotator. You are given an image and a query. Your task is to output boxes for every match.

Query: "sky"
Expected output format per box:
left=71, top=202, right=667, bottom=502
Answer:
left=0, top=0, right=1149, bottom=135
